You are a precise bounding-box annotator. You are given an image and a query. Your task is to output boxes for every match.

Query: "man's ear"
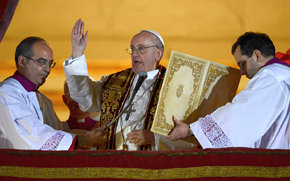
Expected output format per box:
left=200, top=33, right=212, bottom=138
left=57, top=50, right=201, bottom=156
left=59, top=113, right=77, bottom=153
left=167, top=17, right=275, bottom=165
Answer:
left=17, top=55, right=27, bottom=68
left=155, top=49, right=163, bottom=62
left=253, top=49, right=263, bottom=63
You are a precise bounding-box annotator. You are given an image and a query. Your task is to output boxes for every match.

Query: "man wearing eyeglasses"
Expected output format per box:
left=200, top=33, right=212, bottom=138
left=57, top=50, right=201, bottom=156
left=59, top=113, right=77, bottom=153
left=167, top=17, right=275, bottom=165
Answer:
left=167, top=32, right=290, bottom=149
left=0, top=37, right=106, bottom=150
left=64, top=19, right=194, bottom=151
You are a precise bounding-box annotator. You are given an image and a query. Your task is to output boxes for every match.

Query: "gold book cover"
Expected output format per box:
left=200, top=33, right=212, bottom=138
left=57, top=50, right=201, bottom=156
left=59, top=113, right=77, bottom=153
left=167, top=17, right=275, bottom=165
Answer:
left=151, top=51, right=241, bottom=136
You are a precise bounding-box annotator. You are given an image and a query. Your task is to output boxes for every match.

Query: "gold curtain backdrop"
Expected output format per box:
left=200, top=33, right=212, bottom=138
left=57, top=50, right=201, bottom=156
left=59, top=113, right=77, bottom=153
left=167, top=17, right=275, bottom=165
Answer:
left=0, top=0, right=289, bottom=121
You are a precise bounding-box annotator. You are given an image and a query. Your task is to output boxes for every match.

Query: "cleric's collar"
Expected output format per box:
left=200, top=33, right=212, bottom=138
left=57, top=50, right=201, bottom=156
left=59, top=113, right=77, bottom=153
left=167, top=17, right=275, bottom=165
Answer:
left=11, top=71, right=38, bottom=92
left=145, top=69, right=159, bottom=79
left=263, top=57, right=290, bottom=68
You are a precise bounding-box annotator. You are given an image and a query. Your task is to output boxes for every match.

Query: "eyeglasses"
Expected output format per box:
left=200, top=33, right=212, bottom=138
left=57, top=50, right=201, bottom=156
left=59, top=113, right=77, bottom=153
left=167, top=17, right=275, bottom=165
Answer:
left=237, top=60, right=246, bottom=69
left=126, top=45, right=158, bottom=55
left=23, top=55, right=56, bottom=69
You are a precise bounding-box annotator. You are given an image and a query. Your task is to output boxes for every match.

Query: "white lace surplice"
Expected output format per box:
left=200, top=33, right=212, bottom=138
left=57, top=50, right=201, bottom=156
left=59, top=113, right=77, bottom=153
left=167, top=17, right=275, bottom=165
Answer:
left=0, top=79, right=74, bottom=150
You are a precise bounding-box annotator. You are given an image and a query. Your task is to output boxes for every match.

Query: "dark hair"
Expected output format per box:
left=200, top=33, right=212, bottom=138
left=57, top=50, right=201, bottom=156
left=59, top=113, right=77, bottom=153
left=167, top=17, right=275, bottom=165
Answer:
left=15, top=36, right=47, bottom=64
left=231, top=32, right=275, bottom=57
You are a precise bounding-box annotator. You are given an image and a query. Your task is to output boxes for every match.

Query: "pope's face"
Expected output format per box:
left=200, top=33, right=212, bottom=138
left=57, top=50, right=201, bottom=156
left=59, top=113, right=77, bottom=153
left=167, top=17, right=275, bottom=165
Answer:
left=130, top=32, right=162, bottom=74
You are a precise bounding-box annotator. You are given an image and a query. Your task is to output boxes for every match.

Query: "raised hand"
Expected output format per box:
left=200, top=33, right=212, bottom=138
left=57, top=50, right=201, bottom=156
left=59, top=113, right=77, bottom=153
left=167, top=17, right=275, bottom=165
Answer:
left=167, top=116, right=190, bottom=141
left=126, top=129, right=155, bottom=147
left=72, top=19, right=88, bottom=59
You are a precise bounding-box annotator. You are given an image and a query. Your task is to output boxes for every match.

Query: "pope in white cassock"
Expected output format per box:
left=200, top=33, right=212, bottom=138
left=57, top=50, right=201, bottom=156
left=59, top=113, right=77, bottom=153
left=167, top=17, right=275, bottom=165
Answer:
left=168, top=32, right=290, bottom=149
left=63, top=19, right=195, bottom=151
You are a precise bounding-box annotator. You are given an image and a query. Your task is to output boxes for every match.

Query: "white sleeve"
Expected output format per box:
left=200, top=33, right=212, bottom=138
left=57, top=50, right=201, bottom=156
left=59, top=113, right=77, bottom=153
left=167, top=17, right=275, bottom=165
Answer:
left=63, top=54, right=103, bottom=113
left=190, top=121, right=214, bottom=148
left=191, top=68, right=289, bottom=149
left=0, top=92, right=75, bottom=150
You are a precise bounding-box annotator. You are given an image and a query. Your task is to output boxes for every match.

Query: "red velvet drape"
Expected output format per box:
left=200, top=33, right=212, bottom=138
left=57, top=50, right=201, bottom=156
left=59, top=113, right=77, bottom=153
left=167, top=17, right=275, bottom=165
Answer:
left=276, top=49, right=290, bottom=65
left=0, top=0, right=19, bottom=42
left=1, top=148, right=290, bottom=180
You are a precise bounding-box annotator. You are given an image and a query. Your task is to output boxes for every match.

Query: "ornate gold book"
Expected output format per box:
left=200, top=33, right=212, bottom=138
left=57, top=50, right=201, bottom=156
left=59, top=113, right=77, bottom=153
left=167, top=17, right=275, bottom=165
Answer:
left=151, top=51, right=241, bottom=136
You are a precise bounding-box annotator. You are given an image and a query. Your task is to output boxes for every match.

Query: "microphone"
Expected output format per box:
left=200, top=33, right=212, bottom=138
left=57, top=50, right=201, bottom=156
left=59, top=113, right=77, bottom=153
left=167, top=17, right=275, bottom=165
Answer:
left=106, top=72, right=147, bottom=128
left=131, top=71, right=147, bottom=101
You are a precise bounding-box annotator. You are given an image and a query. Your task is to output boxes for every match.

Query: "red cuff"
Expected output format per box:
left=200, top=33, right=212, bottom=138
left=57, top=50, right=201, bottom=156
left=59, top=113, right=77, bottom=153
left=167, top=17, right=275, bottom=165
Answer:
left=68, top=136, right=78, bottom=150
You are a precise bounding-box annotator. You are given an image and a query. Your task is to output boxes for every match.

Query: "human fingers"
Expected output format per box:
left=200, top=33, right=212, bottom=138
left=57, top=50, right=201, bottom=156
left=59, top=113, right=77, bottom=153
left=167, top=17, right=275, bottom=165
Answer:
left=76, top=19, right=83, bottom=35
left=126, top=129, right=141, bottom=139
left=84, top=31, right=88, bottom=42
left=126, top=130, right=135, bottom=138
left=172, top=115, right=182, bottom=126
left=126, top=133, right=135, bottom=141
left=167, top=129, right=178, bottom=141
left=80, top=21, right=85, bottom=35
left=72, top=19, right=81, bottom=35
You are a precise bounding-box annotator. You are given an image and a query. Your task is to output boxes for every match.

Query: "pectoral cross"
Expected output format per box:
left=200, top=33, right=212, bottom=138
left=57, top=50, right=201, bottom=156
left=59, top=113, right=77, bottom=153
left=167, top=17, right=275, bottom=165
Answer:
left=125, top=105, right=136, bottom=120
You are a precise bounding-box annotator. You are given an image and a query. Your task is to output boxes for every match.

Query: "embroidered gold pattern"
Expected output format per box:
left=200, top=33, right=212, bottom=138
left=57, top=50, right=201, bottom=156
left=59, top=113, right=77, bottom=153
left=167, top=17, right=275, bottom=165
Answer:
left=99, top=67, right=166, bottom=150
left=176, top=84, right=184, bottom=98
left=1, top=166, right=289, bottom=179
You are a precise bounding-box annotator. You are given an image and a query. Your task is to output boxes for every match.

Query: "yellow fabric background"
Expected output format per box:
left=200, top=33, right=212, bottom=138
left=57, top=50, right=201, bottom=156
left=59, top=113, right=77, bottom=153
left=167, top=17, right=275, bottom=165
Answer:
left=0, top=0, right=289, bottom=120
